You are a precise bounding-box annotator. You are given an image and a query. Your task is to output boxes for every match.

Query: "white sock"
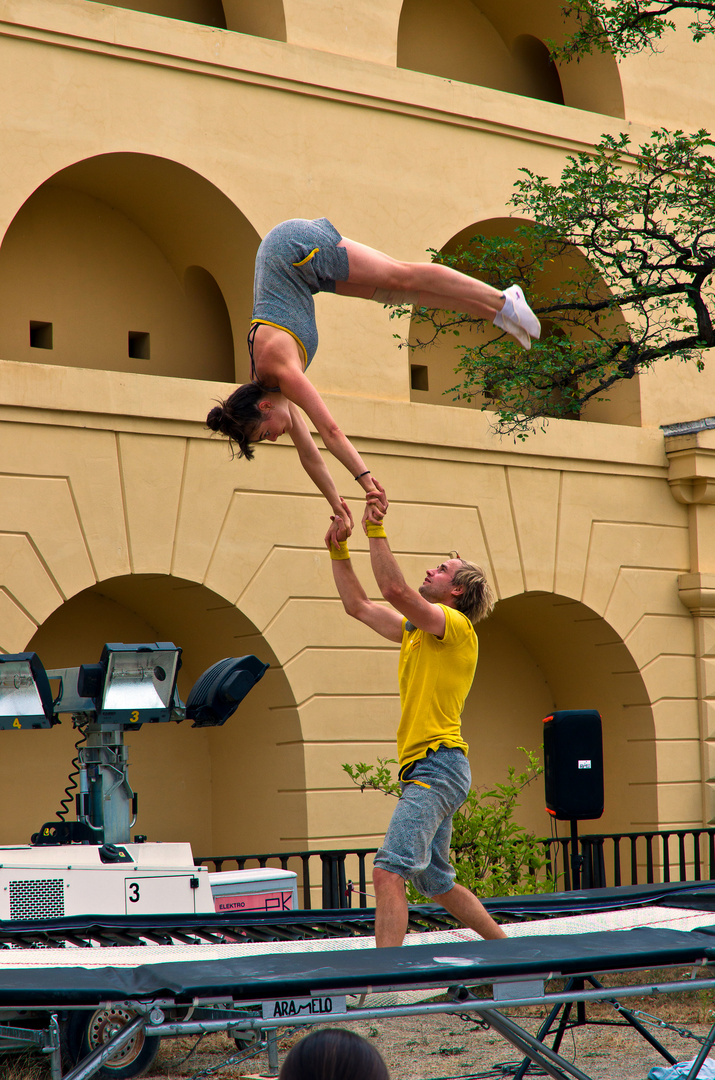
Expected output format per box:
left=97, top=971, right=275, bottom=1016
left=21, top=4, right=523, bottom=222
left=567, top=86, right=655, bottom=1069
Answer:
left=493, top=295, right=514, bottom=328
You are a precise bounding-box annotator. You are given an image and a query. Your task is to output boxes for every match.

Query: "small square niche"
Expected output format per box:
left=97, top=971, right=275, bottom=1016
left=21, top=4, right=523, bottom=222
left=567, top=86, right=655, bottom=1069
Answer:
left=128, top=331, right=150, bottom=360
left=30, top=321, right=53, bottom=350
left=410, top=364, right=429, bottom=392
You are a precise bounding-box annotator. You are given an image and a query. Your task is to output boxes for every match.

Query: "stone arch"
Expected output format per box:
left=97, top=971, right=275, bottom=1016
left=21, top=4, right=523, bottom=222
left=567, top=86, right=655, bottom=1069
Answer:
left=0, top=153, right=260, bottom=383
left=465, top=591, right=657, bottom=839
left=0, top=574, right=304, bottom=856
left=396, top=0, right=624, bottom=117
left=408, top=217, right=641, bottom=428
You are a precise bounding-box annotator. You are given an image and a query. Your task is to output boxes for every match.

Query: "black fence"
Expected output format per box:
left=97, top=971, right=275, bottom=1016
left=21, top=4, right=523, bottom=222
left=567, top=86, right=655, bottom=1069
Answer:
left=543, top=828, right=715, bottom=891
left=196, top=827, right=715, bottom=909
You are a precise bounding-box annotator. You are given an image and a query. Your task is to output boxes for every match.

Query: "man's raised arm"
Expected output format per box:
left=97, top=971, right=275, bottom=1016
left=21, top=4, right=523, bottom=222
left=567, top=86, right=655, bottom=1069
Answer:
left=362, top=499, right=446, bottom=638
left=326, top=510, right=403, bottom=643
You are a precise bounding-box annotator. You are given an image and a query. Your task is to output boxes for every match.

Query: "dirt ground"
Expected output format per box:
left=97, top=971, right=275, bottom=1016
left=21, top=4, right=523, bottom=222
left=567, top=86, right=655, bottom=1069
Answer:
left=144, top=991, right=715, bottom=1080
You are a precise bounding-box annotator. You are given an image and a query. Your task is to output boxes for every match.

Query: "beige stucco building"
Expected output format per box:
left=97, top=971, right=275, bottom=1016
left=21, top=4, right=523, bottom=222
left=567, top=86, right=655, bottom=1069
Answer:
left=1, top=0, right=715, bottom=870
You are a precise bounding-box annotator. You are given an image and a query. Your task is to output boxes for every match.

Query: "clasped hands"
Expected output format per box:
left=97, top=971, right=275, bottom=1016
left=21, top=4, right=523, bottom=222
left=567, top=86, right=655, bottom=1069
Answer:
left=325, top=479, right=388, bottom=550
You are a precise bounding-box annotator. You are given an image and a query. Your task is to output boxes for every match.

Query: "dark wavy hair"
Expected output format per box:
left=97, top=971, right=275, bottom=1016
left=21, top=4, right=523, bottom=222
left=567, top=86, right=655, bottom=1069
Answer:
left=278, top=1029, right=390, bottom=1080
left=206, top=383, right=265, bottom=460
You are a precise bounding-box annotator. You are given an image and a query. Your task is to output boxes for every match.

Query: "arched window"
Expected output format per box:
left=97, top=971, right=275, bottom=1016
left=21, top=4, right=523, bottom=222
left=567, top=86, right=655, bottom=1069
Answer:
left=397, top=0, right=624, bottom=117
left=0, top=154, right=262, bottom=383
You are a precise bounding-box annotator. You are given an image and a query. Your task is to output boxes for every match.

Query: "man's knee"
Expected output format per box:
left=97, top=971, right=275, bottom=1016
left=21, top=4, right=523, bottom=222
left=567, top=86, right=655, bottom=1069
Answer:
left=431, top=882, right=457, bottom=904
left=373, top=867, right=407, bottom=897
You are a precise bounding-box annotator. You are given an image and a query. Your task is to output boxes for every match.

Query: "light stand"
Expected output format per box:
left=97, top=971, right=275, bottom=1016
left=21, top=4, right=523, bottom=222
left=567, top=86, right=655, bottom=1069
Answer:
left=0, top=645, right=269, bottom=848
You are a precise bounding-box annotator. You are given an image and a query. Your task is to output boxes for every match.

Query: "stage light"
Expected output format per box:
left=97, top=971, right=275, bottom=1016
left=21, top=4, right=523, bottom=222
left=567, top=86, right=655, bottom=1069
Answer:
left=186, top=655, right=269, bottom=727
left=78, top=642, right=182, bottom=727
left=0, top=653, right=57, bottom=729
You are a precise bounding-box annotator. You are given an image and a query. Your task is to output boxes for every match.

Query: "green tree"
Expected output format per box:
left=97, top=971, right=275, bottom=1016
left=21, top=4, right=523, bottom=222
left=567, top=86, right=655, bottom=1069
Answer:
left=343, top=749, right=553, bottom=898
left=397, top=5, right=715, bottom=434
left=553, top=0, right=715, bottom=62
left=402, top=128, right=715, bottom=435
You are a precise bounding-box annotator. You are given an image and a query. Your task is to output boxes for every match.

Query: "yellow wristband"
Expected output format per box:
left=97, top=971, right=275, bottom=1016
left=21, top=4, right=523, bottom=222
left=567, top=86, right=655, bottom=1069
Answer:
left=365, top=521, right=387, bottom=539
left=329, top=540, right=351, bottom=560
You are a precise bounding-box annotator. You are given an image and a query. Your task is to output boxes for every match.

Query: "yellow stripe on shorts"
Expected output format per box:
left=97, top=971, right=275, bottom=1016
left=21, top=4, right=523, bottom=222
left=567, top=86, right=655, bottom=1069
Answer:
left=292, top=247, right=319, bottom=267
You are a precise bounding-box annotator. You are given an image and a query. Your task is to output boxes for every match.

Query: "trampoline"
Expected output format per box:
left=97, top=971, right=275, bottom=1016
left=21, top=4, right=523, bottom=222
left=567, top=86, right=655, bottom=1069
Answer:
left=4, top=884, right=715, bottom=1080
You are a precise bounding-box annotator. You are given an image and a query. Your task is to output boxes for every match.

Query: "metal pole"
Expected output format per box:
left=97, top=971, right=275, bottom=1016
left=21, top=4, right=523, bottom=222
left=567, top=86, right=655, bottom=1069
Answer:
left=45, top=1014, right=63, bottom=1080
left=570, top=819, right=582, bottom=890
left=267, top=1028, right=280, bottom=1075
left=685, top=1019, right=715, bottom=1080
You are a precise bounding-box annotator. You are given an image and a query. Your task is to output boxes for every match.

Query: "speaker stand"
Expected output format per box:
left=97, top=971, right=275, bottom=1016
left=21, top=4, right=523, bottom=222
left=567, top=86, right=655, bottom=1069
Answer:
left=569, top=818, right=584, bottom=890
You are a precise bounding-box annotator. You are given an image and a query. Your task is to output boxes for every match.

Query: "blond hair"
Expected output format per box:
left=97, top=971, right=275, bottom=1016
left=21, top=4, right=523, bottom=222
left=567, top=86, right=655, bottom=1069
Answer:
left=449, top=555, right=495, bottom=624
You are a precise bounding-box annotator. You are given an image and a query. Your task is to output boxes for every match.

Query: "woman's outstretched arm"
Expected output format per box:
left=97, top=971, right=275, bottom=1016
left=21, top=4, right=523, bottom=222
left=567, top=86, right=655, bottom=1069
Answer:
left=288, top=407, right=355, bottom=534
left=277, top=362, right=386, bottom=515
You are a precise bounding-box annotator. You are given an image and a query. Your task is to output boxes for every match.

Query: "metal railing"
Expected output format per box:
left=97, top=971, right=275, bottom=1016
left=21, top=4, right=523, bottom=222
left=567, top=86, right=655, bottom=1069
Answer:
left=542, top=828, right=715, bottom=891
left=196, top=827, right=715, bottom=908
left=196, top=849, right=377, bottom=908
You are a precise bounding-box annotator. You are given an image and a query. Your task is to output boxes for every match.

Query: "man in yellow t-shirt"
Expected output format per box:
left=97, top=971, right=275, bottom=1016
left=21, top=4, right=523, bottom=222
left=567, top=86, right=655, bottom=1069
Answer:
left=326, top=501, right=506, bottom=947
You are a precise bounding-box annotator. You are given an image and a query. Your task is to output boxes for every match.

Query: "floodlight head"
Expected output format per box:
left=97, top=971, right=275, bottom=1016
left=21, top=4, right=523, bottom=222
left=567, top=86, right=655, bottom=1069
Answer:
left=0, top=653, right=57, bottom=729
left=78, top=642, right=182, bottom=728
left=186, top=655, right=269, bottom=728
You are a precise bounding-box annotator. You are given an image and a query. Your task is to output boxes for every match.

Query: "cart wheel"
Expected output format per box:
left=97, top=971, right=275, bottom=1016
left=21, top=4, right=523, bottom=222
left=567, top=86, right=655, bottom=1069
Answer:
left=64, top=1006, right=160, bottom=1080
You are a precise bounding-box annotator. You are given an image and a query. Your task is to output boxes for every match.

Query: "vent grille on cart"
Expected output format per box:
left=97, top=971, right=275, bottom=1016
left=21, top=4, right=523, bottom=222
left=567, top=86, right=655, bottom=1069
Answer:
left=9, top=879, right=65, bottom=920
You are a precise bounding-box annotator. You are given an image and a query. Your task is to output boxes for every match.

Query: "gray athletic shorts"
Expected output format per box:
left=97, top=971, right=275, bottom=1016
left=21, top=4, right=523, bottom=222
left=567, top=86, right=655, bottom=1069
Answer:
left=251, top=217, right=350, bottom=366
left=373, top=746, right=471, bottom=898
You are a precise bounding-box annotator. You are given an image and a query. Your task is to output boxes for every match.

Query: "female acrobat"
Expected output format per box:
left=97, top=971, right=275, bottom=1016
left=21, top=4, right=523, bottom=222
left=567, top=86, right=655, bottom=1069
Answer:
left=207, top=217, right=540, bottom=531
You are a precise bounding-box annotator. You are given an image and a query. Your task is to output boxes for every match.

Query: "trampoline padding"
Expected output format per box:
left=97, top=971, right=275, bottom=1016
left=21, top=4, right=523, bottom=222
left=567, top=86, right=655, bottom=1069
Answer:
left=1, top=926, right=715, bottom=1007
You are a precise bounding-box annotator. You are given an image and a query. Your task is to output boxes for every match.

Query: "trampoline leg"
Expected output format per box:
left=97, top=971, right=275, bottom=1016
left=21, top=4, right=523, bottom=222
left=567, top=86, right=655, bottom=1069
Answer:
left=551, top=998, right=578, bottom=1055
left=267, top=1028, right=280, bottom=1076
left=482, top=1008, right=595, bottom=1080
left=46, top=1014, right=63, bottom=1080
left=512, top=978, right=580, bottom=1080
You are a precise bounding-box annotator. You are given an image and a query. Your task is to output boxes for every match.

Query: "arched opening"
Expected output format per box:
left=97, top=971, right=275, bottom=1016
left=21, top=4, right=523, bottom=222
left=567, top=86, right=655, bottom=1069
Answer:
left=0, top=575, right=304, bottom=856
left=0, top=154, right=261, bottom=383
left=397, top=0, right=624, bottom=118
left=465, top=592, right=657, bottom=839
left=85, top=0, right=289, bottom=40
left=222, top=0, right=287, bottom=40
left=398, top=0, right=517, bottom=93
left=407, top=217, right=641, bottom=428
left=86, top=0, right=226, bottom=29
left=511, top=34, right=564, bottom=105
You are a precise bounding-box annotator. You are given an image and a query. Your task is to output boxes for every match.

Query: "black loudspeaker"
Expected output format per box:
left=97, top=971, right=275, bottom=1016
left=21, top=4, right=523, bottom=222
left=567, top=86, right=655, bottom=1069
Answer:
left=543, top=709, right=604, bottom=820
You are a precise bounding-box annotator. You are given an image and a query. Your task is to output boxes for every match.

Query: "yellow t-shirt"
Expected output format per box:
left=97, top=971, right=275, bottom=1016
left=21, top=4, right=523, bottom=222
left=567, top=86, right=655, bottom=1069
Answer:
left=396, top=604, right=477, bottom=773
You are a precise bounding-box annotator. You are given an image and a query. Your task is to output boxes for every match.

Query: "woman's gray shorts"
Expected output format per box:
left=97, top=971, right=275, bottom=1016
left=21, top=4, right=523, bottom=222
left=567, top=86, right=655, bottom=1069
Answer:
left=252, top=217, right=349, bottom=365
left=373, top=746, right=471, bottom=898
